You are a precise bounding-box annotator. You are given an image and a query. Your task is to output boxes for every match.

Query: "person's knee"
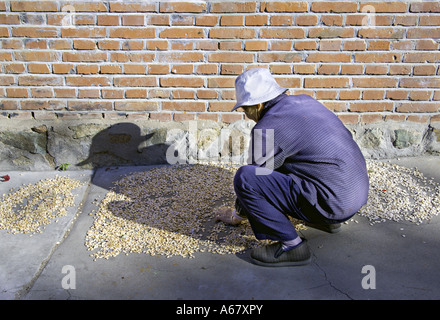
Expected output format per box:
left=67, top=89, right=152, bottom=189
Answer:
left=234, top=165, right=257, bottom=192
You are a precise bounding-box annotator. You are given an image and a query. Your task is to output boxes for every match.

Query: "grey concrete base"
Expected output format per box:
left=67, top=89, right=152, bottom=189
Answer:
left=0, top=170, right=92, bottom=300
left=1, top=157, right=440, bottom=300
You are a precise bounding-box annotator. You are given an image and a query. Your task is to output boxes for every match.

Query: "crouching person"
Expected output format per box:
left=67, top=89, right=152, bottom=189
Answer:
left=216, top=68, right=369, bottom=267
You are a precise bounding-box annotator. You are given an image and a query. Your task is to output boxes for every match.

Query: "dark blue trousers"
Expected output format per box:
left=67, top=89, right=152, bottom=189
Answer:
left=234, top=165, right=327, bottom=241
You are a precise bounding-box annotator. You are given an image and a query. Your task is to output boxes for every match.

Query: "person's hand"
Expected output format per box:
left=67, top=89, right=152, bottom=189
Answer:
left=214, top=207, right=245, bottom=226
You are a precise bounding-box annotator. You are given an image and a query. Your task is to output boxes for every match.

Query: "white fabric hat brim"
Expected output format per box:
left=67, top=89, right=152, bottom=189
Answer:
left=232, top=86, right=287, bottom=111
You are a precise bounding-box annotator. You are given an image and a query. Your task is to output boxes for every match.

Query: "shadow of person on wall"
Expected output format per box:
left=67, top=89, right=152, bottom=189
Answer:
left=76, top=123, right=172, bottom=169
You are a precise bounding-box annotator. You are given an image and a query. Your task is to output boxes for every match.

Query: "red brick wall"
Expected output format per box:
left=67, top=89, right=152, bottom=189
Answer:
left=0, top=1, right=439, bottom=125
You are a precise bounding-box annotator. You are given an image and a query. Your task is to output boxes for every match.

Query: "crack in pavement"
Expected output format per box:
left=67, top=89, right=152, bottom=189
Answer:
left=311, top=250, right=354, bottom=300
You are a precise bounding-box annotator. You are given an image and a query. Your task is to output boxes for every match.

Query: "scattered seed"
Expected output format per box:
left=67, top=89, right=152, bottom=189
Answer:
left=3, top=159, right=437, bottom=260
left=84, top=163, right=306, bottom=260
left=359, top=160, right=440, bottom=225
left=0, top=176, right=84, bottom=234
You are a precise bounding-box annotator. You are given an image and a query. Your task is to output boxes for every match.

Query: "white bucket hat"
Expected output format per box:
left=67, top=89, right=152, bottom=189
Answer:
left=232, top=68, right=287, bottom=111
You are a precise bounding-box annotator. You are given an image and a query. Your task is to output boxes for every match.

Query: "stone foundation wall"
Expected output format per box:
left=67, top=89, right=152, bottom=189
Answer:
left=1, top=115, right=439, bottom=171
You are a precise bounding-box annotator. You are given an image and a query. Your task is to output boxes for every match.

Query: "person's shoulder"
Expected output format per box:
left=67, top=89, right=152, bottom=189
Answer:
left=272, top=94, right=320, bottom=111
left=285, top=94, right=317, bottom=103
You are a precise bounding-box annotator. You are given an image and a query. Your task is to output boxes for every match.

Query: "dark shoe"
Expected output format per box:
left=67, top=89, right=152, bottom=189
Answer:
left=250, top=239, right=312, bottom=267
left=305, top=222, right=341, bottom=234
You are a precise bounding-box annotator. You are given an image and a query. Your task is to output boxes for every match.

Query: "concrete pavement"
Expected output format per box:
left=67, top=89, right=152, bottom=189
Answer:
left=1, top=156, right=440, bottom=300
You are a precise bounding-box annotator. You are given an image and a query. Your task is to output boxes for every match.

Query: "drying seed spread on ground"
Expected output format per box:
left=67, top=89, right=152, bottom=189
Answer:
left=0, top=176, right=84, bottom=234
left=85, top=164, right=306, bottom=260
left=359, top=160, right=440, bottom=225
left=1, top=160, right=438, bottom=259
left=85, top=161, right=440, bottom=260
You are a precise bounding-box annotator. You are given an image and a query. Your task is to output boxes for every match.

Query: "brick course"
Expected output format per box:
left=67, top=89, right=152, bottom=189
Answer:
left=0, top=0, right=439, bottom=124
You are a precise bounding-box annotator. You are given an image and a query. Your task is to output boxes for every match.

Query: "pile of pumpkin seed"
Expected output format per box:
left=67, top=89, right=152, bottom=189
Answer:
left=0, top=175, right=84, bottom=234
left=84, top=163, right=306, bottom=260
left=359, top=160, right=440, bottom=225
